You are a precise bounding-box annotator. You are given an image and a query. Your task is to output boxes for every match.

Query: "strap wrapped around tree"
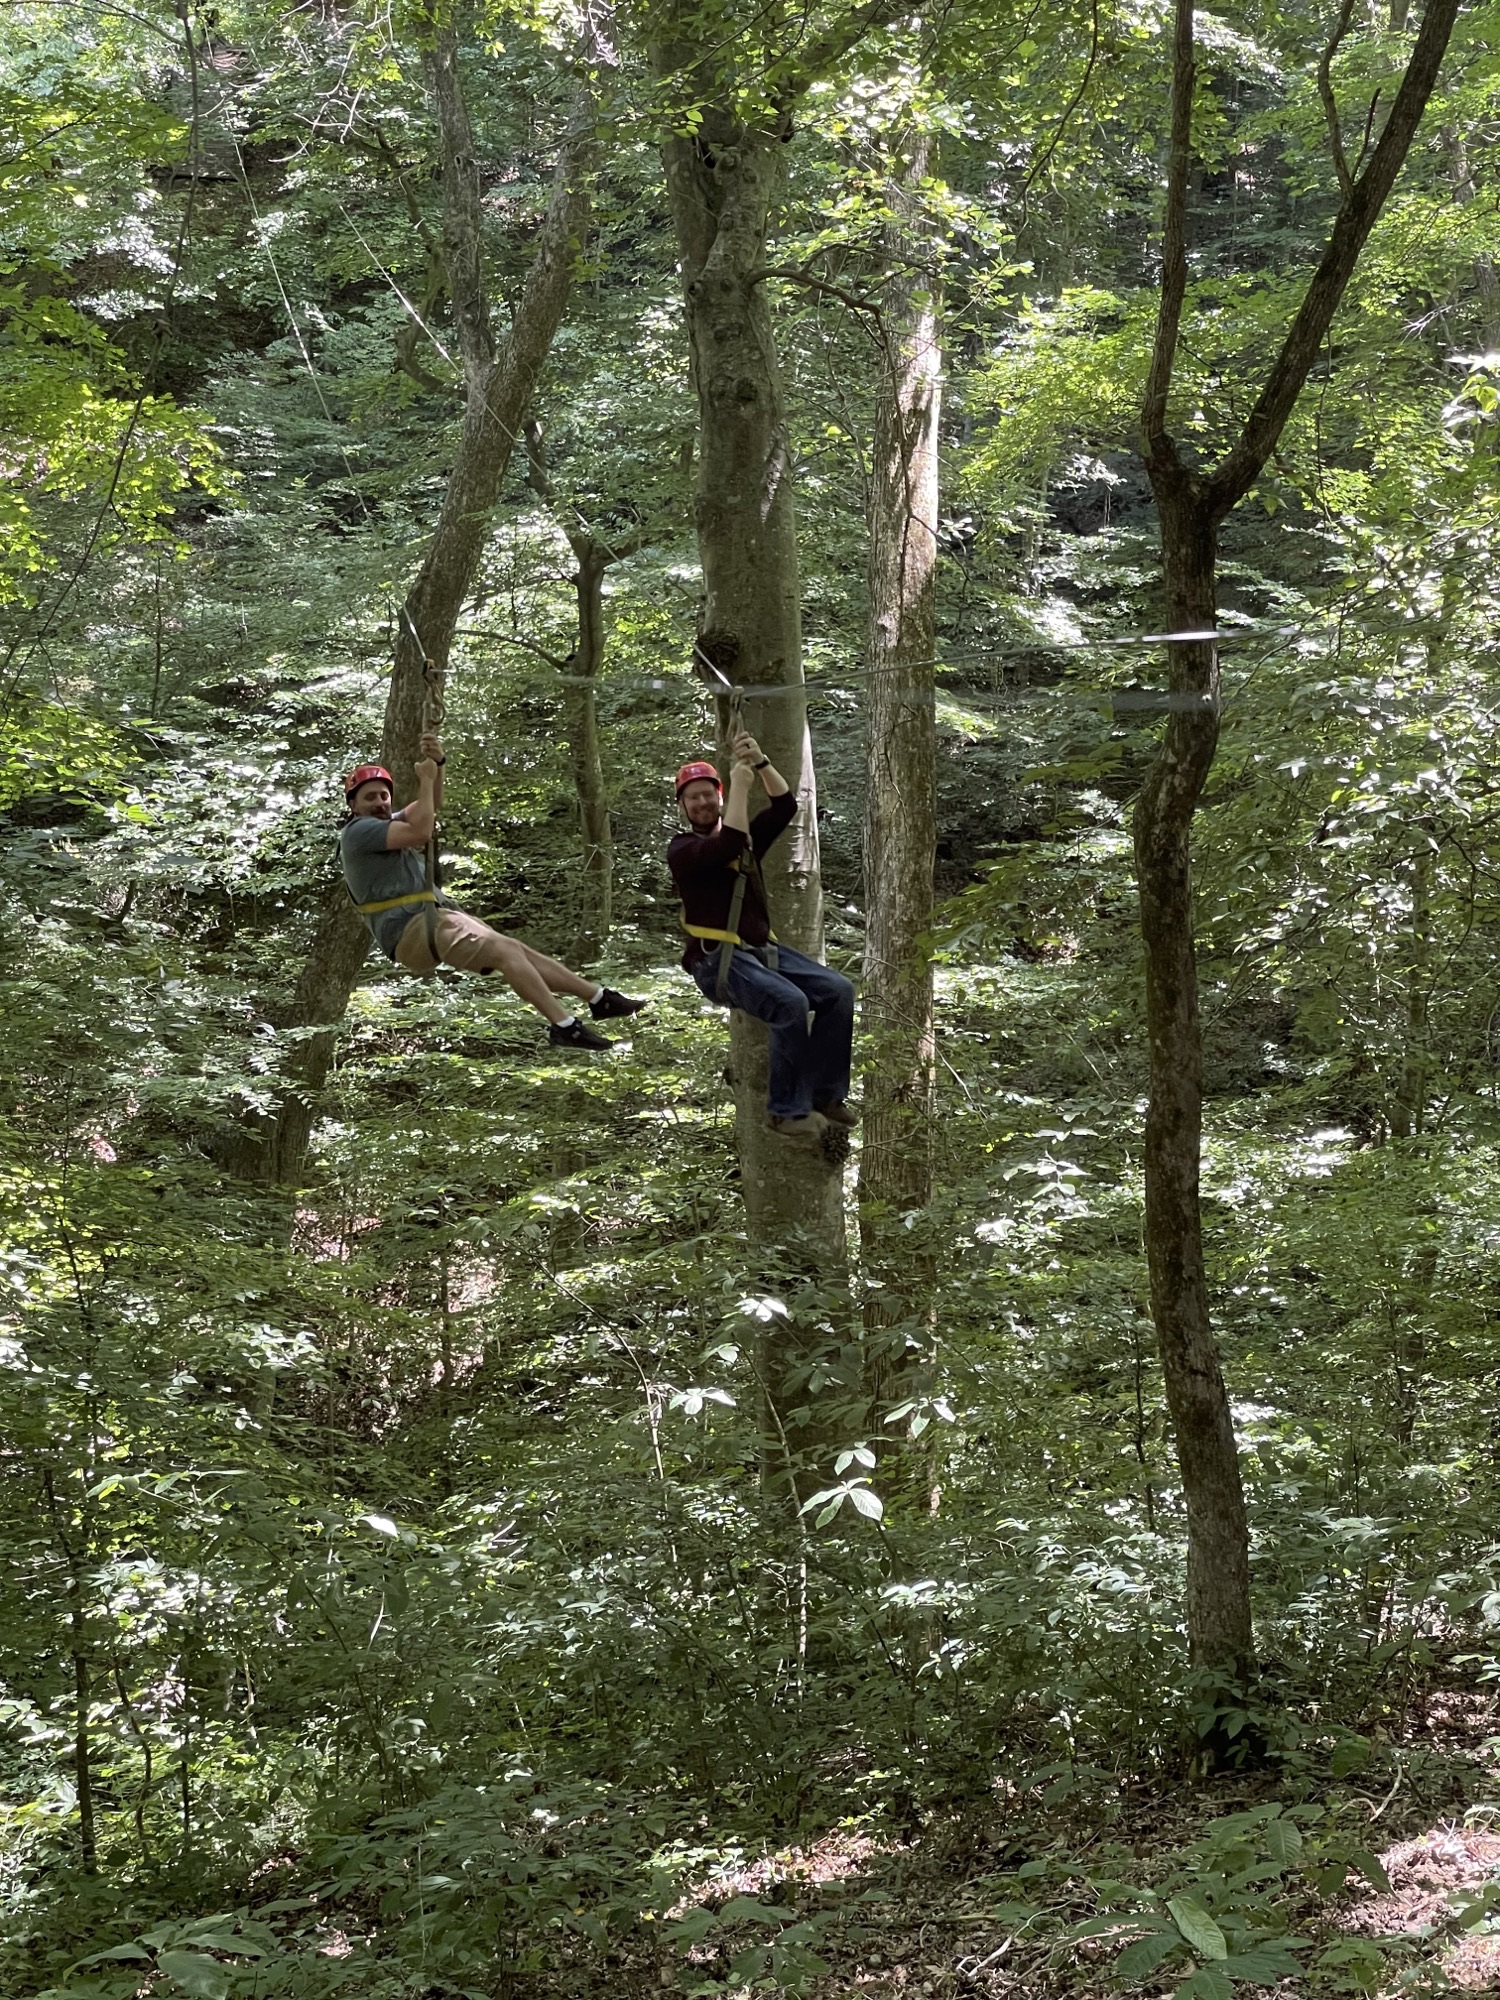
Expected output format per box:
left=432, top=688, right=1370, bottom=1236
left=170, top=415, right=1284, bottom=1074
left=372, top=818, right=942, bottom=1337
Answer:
left=692, top=636, right=779, bottom=1003
left=398, top=605, right=448, bottom=970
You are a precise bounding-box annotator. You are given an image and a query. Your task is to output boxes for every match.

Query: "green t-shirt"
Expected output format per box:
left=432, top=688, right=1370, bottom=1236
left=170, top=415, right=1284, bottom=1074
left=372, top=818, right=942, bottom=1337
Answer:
left=340, top=815, right=429, bottom=959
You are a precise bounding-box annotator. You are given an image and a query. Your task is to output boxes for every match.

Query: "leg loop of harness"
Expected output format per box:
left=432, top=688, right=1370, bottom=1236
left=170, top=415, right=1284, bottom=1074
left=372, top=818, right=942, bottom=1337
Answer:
left=716, top=866, right=751, bottom=1004
left=738, top=835, right=776, bottom=974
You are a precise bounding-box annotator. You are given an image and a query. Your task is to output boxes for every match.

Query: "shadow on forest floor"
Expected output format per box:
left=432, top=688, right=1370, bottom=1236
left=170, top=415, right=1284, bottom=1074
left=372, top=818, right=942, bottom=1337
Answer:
left=593, top=1678, right=1500, bottom=2000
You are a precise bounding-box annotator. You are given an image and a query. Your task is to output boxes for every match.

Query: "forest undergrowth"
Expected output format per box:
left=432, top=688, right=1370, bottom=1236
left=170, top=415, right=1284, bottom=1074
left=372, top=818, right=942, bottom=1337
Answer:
left=6, top=942, right=1500, bottom=2000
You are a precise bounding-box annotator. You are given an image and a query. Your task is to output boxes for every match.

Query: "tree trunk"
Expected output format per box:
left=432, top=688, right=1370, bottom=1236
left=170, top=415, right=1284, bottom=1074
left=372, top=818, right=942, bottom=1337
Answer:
left=1443, top=128, right=1500, bottom=351
left=1134, top=0, right=1461, bottom=1681
left=222, top=27, right=597, bottom=1183
left=858, top=132, right=941, bottom=1451
left=522, top=418, right=620, bottom=962
left=657, top=111, right=843, bottom=1288
left=570, top=543, right=613, bottom=959
left=1391, top=836, right=1432, bottom=1141
left=1133, top=485, right=1251, bottom=1672
left=655, top=36, right=876, bottom=1498
left=45, top=1471, right=97, bottom=1874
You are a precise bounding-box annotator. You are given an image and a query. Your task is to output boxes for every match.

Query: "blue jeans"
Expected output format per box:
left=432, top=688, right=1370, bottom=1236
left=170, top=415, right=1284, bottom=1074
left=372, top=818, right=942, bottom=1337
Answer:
left=693, top=943, right=855, bottom=1118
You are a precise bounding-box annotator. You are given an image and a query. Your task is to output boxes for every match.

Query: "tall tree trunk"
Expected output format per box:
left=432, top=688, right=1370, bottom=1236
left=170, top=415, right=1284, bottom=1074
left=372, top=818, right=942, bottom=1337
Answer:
left=1391, top=835, right=1432, bottom=1141
left=858, top=132, right=941, bottom=1449
left=658, top=112, right=845, bottom=1495
left=569, top=543, right=613, bottom=959
left=523, top=417, right=626, bottom=961
left=223, top=26, right=598, bottom=1183
left=1137, top=0, right=1461, bottom=1678
left=652, top=2, right=910, bottom=1492
left=1133, top=487, right=1251, bottom=1670
left=44, top=1471, right=97, bottom=1874
left=1442, top=128, right=1500, bottom=351
left=658, top=114, right=842, bottom=1266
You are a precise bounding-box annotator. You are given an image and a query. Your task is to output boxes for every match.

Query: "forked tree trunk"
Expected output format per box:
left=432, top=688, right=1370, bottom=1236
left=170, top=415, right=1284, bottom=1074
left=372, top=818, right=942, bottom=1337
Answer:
left=1137, top=0, right=1461, bottom=1676
left=858, top=132, right=941, bottom=1451
left=222, top=26, right=598, bottom=1182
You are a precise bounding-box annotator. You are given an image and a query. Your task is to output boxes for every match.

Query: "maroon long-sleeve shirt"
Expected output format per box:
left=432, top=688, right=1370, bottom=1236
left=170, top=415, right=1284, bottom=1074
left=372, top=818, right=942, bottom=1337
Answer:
left=668, top=791, right=797, bottom=970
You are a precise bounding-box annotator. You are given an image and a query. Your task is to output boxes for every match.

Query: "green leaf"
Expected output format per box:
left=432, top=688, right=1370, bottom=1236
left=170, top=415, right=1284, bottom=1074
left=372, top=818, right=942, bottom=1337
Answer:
left=183, top=1933, right=266, bottom=1957
left=157, top=1951, right=232, bottom=1999
left=1262, top=1817, right=1302, bottom=1863
left=847, top=1484, right=884, bottom=1520
left=1222, top=1942, right=1303, bottom=1979
left=1115, top=1928, right=1182, bottom=1979
left=665, top=1908, right=717, bottom=1944
left=1167, top=1896, right=1228, bottom=1960
left=1174, top=1966, right=1233, bottom=2000
left=718, top=1896, right=797, bottom=1924
left=73, top=1943, right=154, bottom=1968
left=1330, top=1735, right=1371, bottom=1777
left=1347, top=1849, right=1391, bottom=1892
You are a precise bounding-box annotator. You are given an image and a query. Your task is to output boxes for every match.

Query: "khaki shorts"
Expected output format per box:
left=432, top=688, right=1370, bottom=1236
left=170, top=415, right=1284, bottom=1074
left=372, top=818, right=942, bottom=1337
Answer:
left=394, top=906, right=506, bottom=975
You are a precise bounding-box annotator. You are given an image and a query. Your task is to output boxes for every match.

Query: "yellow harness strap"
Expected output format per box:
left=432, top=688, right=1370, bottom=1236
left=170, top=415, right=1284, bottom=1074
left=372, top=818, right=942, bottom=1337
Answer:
left=682, top=853, right=778, bottom=1004
left=353, top=889, right=438, bottom=916
left=682, top=922, right=778, bottom=946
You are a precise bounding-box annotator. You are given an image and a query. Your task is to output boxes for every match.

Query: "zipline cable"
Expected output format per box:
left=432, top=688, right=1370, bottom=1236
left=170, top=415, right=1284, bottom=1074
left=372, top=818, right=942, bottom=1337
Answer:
left=226, top=126, right=381, bottom=527
left=445, top=621, right=1299, bottom=704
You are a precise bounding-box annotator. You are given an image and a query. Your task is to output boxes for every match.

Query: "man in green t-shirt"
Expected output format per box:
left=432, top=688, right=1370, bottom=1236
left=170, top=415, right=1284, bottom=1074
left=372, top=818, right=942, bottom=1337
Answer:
left=339, top=731, right=646, bottom=1051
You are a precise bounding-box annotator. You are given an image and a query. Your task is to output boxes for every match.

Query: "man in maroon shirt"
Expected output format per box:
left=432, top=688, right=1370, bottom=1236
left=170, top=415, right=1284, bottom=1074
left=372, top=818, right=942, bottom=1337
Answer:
left=669, top=731, right=856, bottom=1141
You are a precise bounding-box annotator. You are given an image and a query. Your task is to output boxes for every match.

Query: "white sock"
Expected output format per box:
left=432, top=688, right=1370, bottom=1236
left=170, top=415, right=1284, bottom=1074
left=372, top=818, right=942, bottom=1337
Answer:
left=587, top=984, right=605, bottom=1004
left=555, top=1014, right=576, bottom=1030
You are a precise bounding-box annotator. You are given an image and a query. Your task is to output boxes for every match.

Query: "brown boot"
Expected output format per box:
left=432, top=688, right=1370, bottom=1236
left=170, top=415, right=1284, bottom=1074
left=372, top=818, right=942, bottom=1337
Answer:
left=768, top=1113, right=828, bottom=1142
left=815, top=1100, right=859, bottom=1129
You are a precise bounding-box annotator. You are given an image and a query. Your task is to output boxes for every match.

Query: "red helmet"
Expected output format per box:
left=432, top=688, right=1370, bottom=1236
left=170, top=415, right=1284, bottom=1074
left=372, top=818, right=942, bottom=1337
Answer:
left=345, top=762, right=393, bottom=801
left=675, top=760, right=722, bottom=798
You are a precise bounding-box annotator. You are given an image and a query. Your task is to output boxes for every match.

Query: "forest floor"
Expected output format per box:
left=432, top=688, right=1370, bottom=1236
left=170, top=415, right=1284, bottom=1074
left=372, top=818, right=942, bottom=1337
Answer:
left=572, top=1675, right=1500, bottom=1999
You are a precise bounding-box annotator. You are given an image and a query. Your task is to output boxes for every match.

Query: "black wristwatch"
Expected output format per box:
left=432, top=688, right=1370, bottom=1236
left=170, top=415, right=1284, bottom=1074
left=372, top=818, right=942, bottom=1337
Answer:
left=753, top=757, right=770, bottom=770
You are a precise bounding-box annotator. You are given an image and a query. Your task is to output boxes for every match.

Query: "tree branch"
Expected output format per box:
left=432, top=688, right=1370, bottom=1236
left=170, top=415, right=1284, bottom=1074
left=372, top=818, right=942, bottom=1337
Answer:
left=752, top=264, right=885, bottom=321
left=475, top=630, right=571, bottom=670
left=425, top=21, right=494, bottom=383
left=772, top=0, right=913, bottom=105
left=526, top=418, right=655, bottom=564
left=1316, top=0, right=1359, bottom=202
left=1353, top=89, right=1383, bottom=178
left=1209, top=0, right=1462, bottom=513
left=1017, top=0, right=1102, bottom=228
left=1140, top=0, right=1196, bottom=475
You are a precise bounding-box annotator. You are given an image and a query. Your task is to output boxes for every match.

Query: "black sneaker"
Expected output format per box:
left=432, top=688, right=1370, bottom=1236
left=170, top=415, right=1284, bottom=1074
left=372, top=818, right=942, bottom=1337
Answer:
left=549, top=1018, right=613, bottom=1051
left=590, top=987, right=649, bottom=1020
